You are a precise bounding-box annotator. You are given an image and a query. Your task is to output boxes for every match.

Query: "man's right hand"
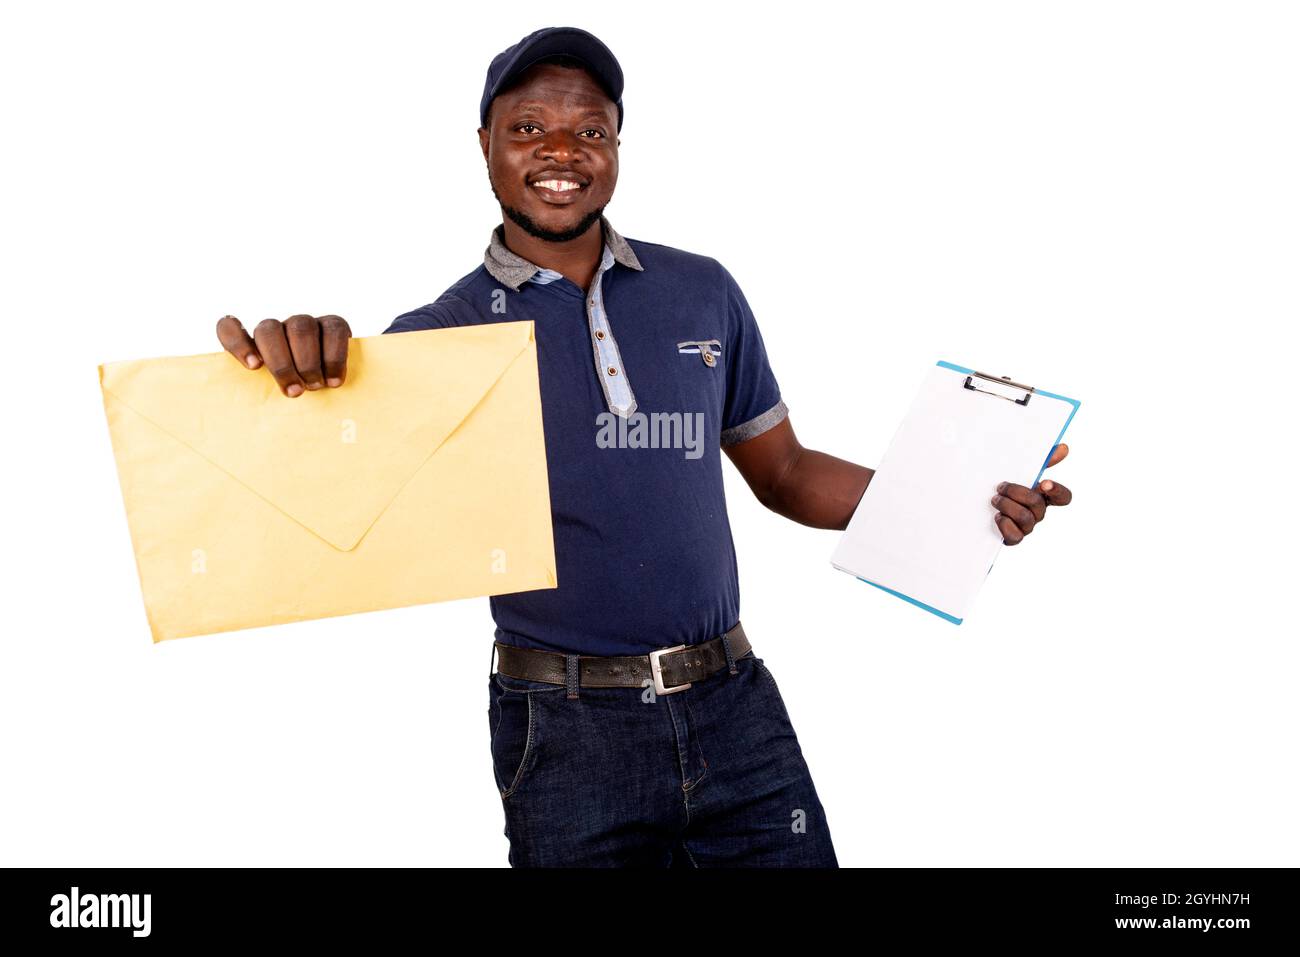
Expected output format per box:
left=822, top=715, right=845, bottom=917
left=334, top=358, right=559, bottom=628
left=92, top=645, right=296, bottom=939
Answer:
left=215, top=314, right=352, bottom=397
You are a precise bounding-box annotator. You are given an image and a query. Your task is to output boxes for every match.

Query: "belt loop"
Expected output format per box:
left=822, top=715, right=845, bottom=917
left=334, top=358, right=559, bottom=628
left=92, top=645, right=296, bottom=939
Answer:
left=565, top=654, right=580, bottom=699
left=721, top=630, right=738, bottom=676
left=489, top=641, right=498, bottom=679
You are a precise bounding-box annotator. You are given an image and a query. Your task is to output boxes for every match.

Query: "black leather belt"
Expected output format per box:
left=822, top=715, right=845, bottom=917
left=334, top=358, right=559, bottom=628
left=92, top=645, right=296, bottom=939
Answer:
left=494, top=622, right=751, bottom=697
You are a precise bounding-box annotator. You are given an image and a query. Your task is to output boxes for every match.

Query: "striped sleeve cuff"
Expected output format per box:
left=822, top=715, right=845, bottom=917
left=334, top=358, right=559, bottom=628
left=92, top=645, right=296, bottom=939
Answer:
left=720, top=398, right=788, bottom=446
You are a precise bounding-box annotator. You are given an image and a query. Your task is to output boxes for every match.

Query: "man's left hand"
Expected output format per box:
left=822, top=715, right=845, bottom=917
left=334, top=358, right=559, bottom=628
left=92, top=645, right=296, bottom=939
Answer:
left=990, top=443, right=1073, bottom=545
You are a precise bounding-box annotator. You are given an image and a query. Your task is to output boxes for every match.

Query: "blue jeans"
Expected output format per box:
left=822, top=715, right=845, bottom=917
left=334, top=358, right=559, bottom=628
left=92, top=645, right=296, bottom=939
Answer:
left=486, top=644, right=838, bottom=867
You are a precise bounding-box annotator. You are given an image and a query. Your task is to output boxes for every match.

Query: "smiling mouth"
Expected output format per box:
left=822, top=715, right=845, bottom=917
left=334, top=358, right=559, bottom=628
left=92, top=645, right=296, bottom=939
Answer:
left=528, top=175, right=588, bottom=204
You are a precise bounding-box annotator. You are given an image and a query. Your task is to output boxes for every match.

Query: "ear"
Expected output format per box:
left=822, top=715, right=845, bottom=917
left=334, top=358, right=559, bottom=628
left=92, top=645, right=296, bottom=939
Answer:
left=478, top=127, right=489, bottom=161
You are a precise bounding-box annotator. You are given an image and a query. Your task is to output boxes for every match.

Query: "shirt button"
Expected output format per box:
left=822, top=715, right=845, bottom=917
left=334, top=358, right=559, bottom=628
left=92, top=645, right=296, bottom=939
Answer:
left=703, top=352, right=716, bottom=366
left=595, top=329, right=606, bottom=340
left=607, top=366, right=618, bottom=376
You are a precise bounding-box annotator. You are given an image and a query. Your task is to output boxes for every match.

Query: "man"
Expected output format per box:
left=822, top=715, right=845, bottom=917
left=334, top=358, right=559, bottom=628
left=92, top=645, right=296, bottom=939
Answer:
left=214, top=26, right=1072, bottom=867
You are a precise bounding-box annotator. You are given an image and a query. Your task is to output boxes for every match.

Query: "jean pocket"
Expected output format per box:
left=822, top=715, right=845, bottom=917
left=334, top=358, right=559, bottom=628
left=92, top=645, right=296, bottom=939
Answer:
left=487, top=673, right=561, bottom=798
left=750, top=657, right=796, bottom=725
left=752, top=656, right=778, bottom=688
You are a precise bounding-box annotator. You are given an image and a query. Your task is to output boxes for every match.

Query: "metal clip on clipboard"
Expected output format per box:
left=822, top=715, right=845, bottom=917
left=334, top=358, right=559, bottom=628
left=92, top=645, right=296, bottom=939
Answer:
left=962, top=371, right=1035, bottom=406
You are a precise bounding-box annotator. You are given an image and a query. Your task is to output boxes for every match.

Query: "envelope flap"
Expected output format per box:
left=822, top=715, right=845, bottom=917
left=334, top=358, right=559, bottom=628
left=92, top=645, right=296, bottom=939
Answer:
left=98, top=321, right=535, bottom=551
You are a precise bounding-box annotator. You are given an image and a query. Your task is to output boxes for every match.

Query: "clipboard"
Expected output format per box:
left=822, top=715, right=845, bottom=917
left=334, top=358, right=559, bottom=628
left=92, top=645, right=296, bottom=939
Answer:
left=830, top=360, right=1080, bottom=624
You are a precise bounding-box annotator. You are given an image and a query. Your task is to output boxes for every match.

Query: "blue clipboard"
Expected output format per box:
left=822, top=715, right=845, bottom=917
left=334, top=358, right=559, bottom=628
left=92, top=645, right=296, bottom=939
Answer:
left=836, top=361, right=1081, bottom=625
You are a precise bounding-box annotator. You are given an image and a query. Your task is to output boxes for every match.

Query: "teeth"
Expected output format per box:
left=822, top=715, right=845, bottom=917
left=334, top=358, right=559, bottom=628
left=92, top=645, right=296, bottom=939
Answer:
left=533, top=179, right=582, bottom=192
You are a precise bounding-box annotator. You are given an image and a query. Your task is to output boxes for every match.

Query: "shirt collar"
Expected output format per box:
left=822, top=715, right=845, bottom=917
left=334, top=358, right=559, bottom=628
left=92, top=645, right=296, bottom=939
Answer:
left=483, top=214, right=644, bottom=291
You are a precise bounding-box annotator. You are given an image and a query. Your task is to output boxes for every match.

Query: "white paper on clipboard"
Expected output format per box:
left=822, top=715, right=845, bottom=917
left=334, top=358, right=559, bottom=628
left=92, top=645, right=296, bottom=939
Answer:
left=830, top=361, right=1080, bottom=624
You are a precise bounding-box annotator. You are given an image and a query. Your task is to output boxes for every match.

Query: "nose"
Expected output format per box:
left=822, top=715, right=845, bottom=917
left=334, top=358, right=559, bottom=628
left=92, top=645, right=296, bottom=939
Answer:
left=535, top=128, right=586, bottom=163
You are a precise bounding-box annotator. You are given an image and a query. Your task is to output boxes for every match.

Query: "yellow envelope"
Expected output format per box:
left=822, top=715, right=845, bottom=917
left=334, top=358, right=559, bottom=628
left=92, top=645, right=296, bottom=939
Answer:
left=98, top=321, right=556, bottom=642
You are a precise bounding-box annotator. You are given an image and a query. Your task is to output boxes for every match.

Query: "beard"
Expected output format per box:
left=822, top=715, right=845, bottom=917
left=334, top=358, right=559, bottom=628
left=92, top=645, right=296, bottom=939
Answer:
left=490, top=172, right=607, bottom=243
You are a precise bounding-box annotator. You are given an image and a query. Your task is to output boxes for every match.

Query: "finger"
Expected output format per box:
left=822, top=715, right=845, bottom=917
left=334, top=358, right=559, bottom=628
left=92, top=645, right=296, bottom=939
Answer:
left=253, top=319, right=306, bottom=397
left=991, top=493, right=1036, bottom=535
left=1037, top=479, right=1072, bottom=507
left=996, top=482, right=1046, bottom=522
left=215, top=315, right=263, bottom=370
left=318, top=315, right=351, bottom=387
left=995, top=513, right=1024, bottom=545
left=1045, top=443, right=1069, bottom=468
left=284, top=314, right=324, bottom=390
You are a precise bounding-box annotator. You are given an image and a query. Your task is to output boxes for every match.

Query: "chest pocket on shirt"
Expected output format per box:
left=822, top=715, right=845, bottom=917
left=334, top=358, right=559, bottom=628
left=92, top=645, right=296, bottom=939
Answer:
left=677, top=339, right=722, bottom=368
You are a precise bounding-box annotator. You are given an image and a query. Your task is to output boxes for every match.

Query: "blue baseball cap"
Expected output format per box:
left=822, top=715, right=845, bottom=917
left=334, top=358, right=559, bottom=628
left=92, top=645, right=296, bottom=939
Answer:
left=479, top=26, right=624, bottom=132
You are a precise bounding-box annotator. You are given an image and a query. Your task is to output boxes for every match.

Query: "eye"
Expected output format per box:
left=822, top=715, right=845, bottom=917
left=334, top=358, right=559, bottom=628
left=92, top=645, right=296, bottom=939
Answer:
left=517, top=123, right=541, bottom=134
left=580, top=129, right=605, bottom=139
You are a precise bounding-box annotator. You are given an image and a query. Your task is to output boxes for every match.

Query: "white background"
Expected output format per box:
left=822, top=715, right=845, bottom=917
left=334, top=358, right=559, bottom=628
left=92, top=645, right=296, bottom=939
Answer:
left=2, top=1, right=1296, bottom=867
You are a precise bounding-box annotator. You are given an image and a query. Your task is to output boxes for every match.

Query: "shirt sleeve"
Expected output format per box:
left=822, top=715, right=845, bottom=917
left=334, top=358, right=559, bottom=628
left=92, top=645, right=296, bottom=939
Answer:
left=382, top=294, right=467, bottom=335
left=718, top=263, right=787, bottom=446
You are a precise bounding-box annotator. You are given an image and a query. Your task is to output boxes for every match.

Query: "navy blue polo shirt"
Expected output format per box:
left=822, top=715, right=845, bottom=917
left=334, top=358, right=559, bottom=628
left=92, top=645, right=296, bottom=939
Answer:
left=383, top=216, right=787, bottom=657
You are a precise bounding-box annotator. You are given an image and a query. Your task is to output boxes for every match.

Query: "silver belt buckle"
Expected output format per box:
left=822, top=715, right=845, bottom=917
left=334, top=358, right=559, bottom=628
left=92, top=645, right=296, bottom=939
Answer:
left=648, top=645, right=692, bottom=695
